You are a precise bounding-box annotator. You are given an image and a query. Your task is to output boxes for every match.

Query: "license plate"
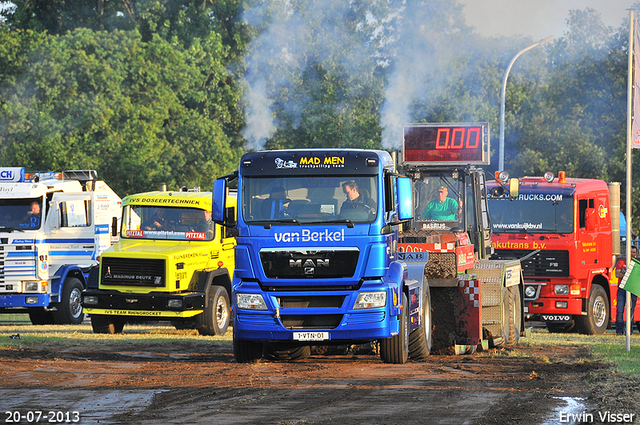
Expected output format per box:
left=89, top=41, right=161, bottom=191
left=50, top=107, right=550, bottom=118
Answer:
left=293, top=331, right=329, bottom=341
left=541, top=314, right=571, bottom=322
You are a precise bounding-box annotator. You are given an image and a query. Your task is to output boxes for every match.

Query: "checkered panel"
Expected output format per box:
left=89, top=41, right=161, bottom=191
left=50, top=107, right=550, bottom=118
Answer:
left=422, top=242, right=455, bottom=253
left=459, top=279, right=480, bottom=307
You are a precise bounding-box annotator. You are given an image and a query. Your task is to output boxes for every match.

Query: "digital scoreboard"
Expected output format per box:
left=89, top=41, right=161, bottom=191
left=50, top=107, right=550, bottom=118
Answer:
left=402, top=123, right=490, bottom=165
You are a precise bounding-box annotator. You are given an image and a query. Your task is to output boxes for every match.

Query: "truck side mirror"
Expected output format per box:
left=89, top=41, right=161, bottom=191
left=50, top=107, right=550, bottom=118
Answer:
left=48, top=201, right=59, bottom=230
left=212, top=178, right=228, bottom=224
left=111, top=216, right=118, bottom=237
left=397, top=177, right=413, bottom=221
left=508, top=178, right=519, bottom=198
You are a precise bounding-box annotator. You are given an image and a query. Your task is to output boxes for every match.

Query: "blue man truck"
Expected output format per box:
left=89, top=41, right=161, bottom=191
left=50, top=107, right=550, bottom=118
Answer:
left=213, top=123, right=523, bottom=363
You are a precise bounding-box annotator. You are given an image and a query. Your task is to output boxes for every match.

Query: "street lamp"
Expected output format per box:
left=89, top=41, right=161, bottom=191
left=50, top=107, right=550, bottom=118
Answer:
left=499, top=36, right=554, bottom=171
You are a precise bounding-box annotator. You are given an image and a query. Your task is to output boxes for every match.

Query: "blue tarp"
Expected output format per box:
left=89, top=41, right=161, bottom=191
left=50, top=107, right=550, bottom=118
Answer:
left=621, top=212, right=633, bottom=238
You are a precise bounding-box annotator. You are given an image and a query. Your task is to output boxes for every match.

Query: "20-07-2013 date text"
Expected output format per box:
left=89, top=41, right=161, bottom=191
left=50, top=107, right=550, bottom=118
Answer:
left=4, top=411, right=80, bottom=423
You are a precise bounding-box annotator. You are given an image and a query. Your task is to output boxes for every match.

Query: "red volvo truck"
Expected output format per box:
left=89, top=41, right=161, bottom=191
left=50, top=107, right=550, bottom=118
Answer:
left=487, top=172, right=632, bottom=334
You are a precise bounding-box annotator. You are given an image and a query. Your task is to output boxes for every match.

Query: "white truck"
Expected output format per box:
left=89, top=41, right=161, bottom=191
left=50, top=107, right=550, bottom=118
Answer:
left=0, top=168, right=121, bottom=324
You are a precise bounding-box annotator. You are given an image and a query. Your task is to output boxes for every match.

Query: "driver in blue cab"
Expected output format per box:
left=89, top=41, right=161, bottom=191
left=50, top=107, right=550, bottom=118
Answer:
left=341, top=180, right=376, bottom=215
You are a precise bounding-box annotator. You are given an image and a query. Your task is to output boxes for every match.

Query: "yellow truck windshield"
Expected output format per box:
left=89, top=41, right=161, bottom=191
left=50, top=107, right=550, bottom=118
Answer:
left=121, top=205, right=214, bottom=241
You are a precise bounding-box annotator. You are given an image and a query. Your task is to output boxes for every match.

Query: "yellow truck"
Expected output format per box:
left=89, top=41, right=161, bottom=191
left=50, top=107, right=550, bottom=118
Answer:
left=82, top=188, right=236, bottom=335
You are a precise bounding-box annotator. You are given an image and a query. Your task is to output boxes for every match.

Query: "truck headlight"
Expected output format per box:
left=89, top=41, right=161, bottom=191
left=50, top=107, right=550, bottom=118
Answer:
left=167, top=299, right=183, bottom=308
left=354, top=291, right=386, bottom=309
left=554, top=285, right=569, bottom=295
left=83, top=295, right=99, bottom=306
left=237, top=293, right=268, bottom=310
left=25, top=282, right=38, bottom=292
left=525, top=285, right=537, bottom=298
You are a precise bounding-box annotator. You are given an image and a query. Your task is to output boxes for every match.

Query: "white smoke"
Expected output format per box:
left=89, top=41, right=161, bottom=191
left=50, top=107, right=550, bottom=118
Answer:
left=240, top=0, right=391, bottom=151
left=379, top=1, right=466, bottom=149
left=241, top=1, right=332, bottom=150
left=240, top=0, right=468, bottom=151
left=241, top=75, right=276, bottom=151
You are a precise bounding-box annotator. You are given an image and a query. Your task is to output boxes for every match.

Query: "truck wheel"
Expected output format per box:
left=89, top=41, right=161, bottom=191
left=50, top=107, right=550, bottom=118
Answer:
left=196, top=285, right=230, bottom=336
left=507, top=286, right=522, bottom=346
left=576, top=284, right=609, bottom=335
left=233, top=338, right=263, bottom=364
left=409, top=285, right=432, bottom=360
left=52, top=278, right=84, bottom=325
left=263, top=343, right=311, bottom=361
left=380, top=292, right=409, bottom=364
left=90, top=314, right=125, bottom=334
left=28, top=308, right=54, bottom=325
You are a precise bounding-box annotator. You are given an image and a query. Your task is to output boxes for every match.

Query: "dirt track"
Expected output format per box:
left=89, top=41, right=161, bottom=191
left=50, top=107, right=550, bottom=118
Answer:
left=2, top=322, right=633, bottom=425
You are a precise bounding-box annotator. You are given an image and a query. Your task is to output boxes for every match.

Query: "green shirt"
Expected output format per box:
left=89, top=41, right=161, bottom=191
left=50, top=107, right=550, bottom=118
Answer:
left=421, top=197, right=459, bottom=220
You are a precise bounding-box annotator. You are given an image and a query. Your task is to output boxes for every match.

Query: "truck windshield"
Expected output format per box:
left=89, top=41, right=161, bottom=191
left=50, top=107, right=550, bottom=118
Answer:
left=411, top=175, right=464, bottom=230
left=121, top=205, right=214, bottom=241
left=242, top=176, right=378, bottom=224
left=0, top=198, right=43, bottom=231
left=488, top=194, right=573, bottom=234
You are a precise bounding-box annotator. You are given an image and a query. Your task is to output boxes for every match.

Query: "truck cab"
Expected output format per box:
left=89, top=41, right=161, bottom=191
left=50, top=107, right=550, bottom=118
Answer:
left=398, top=123, right=524, bottom=351
left=214, top=149, right=423, bottom=364
left=488, top=173, right=617, bottom=334
left=82, top=188, right=236, bottom=335
left=0, top=168, right=121, bottom=324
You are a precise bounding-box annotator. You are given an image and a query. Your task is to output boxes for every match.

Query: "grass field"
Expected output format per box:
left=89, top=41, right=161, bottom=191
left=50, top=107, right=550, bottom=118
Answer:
left=1, top=315, right=639, bottom=374
left=526, top=328, right=640, bottom=375
left=0, top=314, right=233, bottom=349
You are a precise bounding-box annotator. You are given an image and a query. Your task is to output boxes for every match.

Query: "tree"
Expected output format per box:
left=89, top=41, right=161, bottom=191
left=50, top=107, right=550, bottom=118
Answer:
left=508, top=9, right=624, bottom=180
left=2, top=0, right=245, bottom=48
left=0, top=28, right=242, bottom=195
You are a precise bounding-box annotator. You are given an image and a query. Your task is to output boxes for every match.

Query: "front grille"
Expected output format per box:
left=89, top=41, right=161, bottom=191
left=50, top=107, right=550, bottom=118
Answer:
left=492, top=249, right=569, bottom=278
left=280, top=314, right=343, bottom=329
left=260, top=249, right=359, bottom=279
left=344, top=311, right=386, bottom=325
left=101, top=257, right=166, bottom=287
left=276, top=295, right=345, bottom=308
left=0, top=245, right=36, bottom=286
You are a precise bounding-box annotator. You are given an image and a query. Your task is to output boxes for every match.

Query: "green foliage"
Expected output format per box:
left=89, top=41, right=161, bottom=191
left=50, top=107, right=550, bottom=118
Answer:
left=2, top=0, right=245, bottom=45
left=0, top=28, right=242, bottom=195
left=509, top=10, right=622, bottom=180
left=0, top=1, right=637, bottom=217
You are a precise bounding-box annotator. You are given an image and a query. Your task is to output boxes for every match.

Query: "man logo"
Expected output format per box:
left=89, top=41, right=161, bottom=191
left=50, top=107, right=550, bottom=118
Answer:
left=290, top=258, right=329, bottom=275
left=289, top=259, right=329, bottom=268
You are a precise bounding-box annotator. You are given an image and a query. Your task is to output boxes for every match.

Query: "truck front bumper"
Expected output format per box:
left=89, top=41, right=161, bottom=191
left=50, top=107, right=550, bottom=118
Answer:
left=82, top=289, right=204, bottom=318
left=232, top=282, right=400, bottom=343
left=527, top=297, right=583, bottom=320
left=0, top=294, right=50, bottom=309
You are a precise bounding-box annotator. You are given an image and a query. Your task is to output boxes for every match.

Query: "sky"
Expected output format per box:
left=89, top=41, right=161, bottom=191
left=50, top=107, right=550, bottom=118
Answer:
left=458, top=0, right=636, bottom=40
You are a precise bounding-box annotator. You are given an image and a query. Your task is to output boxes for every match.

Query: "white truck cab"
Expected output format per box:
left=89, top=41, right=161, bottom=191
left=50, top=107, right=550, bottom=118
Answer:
left=0, top=168, right=121, bottom=324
